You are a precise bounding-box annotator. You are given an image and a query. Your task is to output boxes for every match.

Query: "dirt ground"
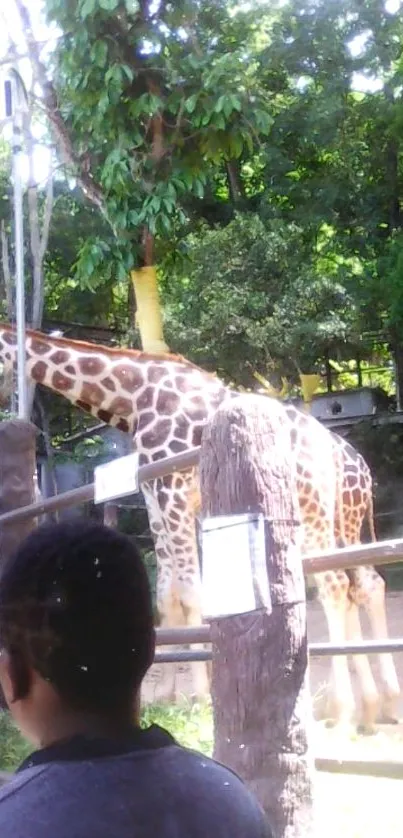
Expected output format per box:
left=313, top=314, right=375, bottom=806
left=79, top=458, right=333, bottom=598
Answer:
left=142, top=591, right=403, bottom=715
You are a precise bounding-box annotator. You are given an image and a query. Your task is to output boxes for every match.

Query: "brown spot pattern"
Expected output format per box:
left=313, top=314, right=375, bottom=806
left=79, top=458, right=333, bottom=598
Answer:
left=114, top=363, right=144, bottom=393
left=148, top=365, right=166, bottom=384
left=191, top=425, right=204, bottom=446
left=101, top=377, right=116, bottom=392
left=109, top=396, right=132, bottom=416
left=50, top=350, right=70, bottom=365
left=31, top=339, right=51, bottom=355
left=156, top=389, right=180, bottom=415
left=173, top=494, right=187, bottom=510
left=141, top=419, right=171, bottom=449
left=98, top=409, right=113, bottom=424
left=65, top=365, right=75, bottom=375
left=173, top=417, right=190, bottom=440
left=138, top=412, right=154, bottom=431
left=76, top=399, right=91, bottom=413
left=3, top=333, right=15, bottom=346
left=175, top=376, right=191, bottom=393
left=78, top=356, right=105, bottom=376
left=169, top=440, right=188, bottom=454
left=52, top=371, right=74, bottom=391
left=352, top=488, right=361, bottom=505
left=158, top=491, right=169, bottom=511
left=137, top=387, right=154, bottom=410
left=31, top=361, right=47, bottom=383
left=116, top=419, right=130, bottom=432
left=80, top=381, right=104, bottom=406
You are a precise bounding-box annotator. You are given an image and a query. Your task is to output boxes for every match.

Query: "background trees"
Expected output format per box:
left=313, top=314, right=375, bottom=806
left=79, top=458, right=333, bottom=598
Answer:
left=0, top=0, right=401, bottom=414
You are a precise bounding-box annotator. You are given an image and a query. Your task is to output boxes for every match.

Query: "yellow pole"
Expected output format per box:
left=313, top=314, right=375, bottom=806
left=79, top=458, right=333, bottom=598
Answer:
left=131, top=266, right=169, bottom=353
left=299, top=373, right=321, bottom=413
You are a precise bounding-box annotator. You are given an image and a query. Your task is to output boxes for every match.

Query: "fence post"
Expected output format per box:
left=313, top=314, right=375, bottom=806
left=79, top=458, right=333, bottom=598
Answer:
left=0, top=420, right=37, bottom=565
left=199, top=395, right=315, bottom=838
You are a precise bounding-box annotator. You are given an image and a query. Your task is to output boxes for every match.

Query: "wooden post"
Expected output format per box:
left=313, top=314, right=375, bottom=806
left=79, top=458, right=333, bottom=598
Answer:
left=0, top=420, right=37, bottom=565
left=199, top=395, right=315, bottom=838
left=104, top=501, right=119, bottom=528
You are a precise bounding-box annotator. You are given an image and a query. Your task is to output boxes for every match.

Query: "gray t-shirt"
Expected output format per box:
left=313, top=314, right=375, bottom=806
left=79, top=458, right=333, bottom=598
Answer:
left=0, top=725, right=272, bottom=837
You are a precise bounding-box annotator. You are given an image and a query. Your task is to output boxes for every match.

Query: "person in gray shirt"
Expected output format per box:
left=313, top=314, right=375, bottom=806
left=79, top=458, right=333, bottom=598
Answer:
left=0, top=519, right=272, bottom=837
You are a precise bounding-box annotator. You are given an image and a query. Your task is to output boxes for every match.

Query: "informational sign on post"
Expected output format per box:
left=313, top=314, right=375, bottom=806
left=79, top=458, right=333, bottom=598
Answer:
left=94, top=452, right=140, bottom=504
left=200, top=513, right=271, bottom=620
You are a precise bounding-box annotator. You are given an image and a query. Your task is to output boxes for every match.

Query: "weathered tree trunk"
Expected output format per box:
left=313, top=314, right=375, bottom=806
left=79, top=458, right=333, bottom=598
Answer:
left=199, top=395, right=315, bottom=838
left=0, top=420, right=37, bottom=565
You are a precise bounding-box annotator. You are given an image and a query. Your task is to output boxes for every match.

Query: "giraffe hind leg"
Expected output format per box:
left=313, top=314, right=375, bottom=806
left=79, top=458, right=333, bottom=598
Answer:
left=345, top=598, right=379, bottom=734
left=358, top=569, right=401, bottom=724
left=316, top=571, right=356, bottom=729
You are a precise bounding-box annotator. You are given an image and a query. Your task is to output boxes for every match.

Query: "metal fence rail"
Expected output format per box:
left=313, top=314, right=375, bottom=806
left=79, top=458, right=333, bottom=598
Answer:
left=154, top=638, right=403, bottom=664
left=1, top=443, right=403, bottom=575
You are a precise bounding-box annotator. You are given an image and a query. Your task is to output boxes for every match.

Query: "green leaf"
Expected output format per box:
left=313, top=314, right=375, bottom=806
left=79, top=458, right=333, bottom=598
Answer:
left=99, top=0, right=119, bottom=10
left=91, top=40, right=108, bottom=68
left=214, top=95, right=226, bottom=114
left=185, top=94, right=198, bottom=114
left=79, top=0, right=96, bottom=19
left=121, top=64, right=134, bottom=82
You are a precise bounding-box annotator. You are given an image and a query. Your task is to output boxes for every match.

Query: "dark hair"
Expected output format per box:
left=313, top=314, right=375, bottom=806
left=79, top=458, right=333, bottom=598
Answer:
left=0, top=520, right=155, bottom=715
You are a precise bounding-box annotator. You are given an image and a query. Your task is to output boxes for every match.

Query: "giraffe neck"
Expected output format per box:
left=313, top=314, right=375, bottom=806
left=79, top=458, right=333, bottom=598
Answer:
left=0, top=326, right=228, bottom=449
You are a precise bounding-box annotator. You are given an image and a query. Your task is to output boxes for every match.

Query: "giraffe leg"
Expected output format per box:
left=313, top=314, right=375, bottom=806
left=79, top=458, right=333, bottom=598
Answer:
left=154, top=568, right=181, bottom=704
left=316, top=572, right=356, bottom=729
left=345, top=600, right=379, bottom=734
left=174, top=544, right=211, bottom=702
left=359, top=570, right=401, bottom=723
left=164, top=474, right=211, bottom=703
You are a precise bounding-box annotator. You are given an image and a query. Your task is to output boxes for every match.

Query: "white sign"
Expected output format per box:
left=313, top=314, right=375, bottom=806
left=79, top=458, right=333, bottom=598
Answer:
left=200, top=513, right=271, bottom=620
left=94, top=452, right=140, bottom=504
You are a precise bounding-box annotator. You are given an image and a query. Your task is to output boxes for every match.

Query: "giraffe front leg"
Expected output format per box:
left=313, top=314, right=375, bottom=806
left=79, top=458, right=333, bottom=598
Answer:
left=316, top=572, right=356, bottom=730
left=166, top=477, right=211, bottom=704
left=155, top=575, right=182, bottom=705
left=176, top=562, right=211, bottom=703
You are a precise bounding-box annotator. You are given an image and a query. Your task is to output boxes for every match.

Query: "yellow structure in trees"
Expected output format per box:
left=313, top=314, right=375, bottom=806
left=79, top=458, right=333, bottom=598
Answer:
left=131, top=266, right=169, bottom=354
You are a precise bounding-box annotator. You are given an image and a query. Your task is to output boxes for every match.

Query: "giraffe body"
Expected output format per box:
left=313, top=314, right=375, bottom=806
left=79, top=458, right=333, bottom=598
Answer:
left=0, top=325, right=399, bottom=726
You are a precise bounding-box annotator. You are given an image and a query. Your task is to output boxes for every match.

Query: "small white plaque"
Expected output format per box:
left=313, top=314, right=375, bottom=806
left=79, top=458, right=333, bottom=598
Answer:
left=200, top=513, right=271, bottom=620
left=94, top=452, right=140, bottom=504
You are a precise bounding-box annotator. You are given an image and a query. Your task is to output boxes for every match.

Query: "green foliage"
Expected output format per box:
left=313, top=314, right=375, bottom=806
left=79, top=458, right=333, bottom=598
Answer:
left=161, top=213, right=362, bottom=385
left=141, top=702, right=213, bottom=756
left=2, top=0, right=402, bottom=409
left=44, top=0, right=273, bottom=281
left=0, top=701, right=213, bottom=775
left=0, top=714, right=31, bottom=772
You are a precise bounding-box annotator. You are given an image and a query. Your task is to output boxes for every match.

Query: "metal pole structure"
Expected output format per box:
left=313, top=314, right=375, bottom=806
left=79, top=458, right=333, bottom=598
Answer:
left=5, top=72, right=28, bottom=419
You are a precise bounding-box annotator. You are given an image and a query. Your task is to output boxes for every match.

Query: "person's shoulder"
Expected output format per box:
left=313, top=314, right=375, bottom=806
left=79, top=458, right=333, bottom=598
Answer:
left=0, top=765, right=50, bottom=837
left=0, top=766, right=47, bottom=800
left=168, top=745, right=273, bottom=836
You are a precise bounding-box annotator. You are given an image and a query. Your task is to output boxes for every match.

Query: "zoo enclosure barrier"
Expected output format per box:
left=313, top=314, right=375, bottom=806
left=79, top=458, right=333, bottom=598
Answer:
left=1, top=443, right=403, bottom=663
left=1, top=439, right=403, bottom=780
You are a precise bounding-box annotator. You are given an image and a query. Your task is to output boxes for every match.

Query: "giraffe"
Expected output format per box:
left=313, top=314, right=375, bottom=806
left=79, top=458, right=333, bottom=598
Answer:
left=330, top=431, right=400, bottom=725
left=0, top=324, right=398, bottom=726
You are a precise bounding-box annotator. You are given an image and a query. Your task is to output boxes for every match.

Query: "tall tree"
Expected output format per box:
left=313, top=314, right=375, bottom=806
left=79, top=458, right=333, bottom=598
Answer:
left=14, top=0, right=273, bottom=353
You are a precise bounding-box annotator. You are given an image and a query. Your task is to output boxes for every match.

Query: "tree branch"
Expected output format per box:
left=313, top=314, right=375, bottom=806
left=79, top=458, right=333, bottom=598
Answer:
left=13, top=0, right=107, bottom=216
